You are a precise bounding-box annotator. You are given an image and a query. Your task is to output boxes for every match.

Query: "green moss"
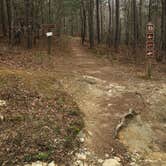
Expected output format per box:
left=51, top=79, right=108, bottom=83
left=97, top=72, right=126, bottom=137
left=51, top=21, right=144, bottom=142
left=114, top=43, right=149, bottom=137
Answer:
left=67, top=124, right=82, bottom=137
left=68, top=109, right=79, bottom=116
left=24, top=152, right=51, bottom=162
left=54, top=126, right=61, bottom=134
left=24, top=154, right=33, bottom=162
left=35, top=152, right=50, bottom=160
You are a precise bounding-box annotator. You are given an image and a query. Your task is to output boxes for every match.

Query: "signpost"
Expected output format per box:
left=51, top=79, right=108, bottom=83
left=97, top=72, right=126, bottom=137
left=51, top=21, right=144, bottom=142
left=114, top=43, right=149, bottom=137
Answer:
left=43, top=24, right=56, bottom=55
left=146, top=22, right=155, bottom=78
left=46, top=31, right=53, bottom=55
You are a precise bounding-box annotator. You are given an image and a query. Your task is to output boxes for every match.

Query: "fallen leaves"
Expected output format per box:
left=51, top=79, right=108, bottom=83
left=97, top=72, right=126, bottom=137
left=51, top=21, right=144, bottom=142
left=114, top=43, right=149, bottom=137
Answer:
left=0, top=73, right=83, bottom=165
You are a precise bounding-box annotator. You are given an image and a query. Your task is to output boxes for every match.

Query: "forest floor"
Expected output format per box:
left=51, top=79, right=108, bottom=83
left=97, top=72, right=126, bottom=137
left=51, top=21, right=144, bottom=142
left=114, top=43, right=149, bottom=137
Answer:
left=0, top=37, right=166, bottom=166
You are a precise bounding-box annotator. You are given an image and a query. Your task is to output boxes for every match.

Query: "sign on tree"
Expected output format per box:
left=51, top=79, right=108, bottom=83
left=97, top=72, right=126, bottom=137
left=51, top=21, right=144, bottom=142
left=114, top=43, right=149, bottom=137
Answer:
left=146, top=22, right=155, bottom=78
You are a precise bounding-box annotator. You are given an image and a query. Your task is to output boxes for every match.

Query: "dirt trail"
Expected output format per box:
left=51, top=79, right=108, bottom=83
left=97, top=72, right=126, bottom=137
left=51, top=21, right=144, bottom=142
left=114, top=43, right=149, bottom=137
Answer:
left=57, top=38, right=166, bottom=165
left=0, top=38, right=166, bottom=166
left=1, top=37, right=165, bottom=165
left=61, top=39, right=128, bottom=154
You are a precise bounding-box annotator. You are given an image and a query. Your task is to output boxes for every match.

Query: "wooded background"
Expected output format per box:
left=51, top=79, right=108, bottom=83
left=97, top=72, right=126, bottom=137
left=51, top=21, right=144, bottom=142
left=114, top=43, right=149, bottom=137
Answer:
left=0, top=0, right=166, bottom=61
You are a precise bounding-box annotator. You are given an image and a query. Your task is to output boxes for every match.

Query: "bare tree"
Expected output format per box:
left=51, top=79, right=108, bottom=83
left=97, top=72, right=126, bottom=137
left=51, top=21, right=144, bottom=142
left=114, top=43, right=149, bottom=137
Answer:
left=148, top=0, right=152, bottom=22
left=132, top=0, right=137, bottom=54
left=56, top=0, right=63, bottom=37
left=25, top=0, right=32, bottom=49
left=48, top=0, right=51, bottom=23
left=81, top=0, right=87, bottom=45
left=114, top=0, right=119, bottom=51
left=6, top=0, right=12, bottom=43
left=0, top=0, right=7, bottom=36
left=139, top=0, right=143, bottom=44
left=88, top=0, right=94, bottom=48
left=108, top=0, right=112, bottom=47
left=96, top=0, right=100, bottom=44
left=161, top=0, right=166, bottom=56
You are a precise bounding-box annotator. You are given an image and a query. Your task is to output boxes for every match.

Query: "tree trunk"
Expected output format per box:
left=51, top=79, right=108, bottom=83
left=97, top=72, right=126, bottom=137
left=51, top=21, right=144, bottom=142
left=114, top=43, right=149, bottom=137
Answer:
left=161, top=0, right=166, bottom=54
left=100, top=1, right=103, bottom=42
left=41, top=0, right=44, bottom=24
left=70, top=14, right=74, bottom=36
left=114, top=0, right=119, bottom=51
left=6, top=0, right=12, bottom=43
left=148, top=0, right=152, bottom=22
left=111, top=0, right=115, bottom=45
left=133, top=0, right=137, bottom=53
left=108, top=0, right=112, bottom=47
left=56, top=0, right=63, bottom=37
left=139, top=0, right=143, bottom=45
left=25, top=0, right=32, bottom=49
left=124, top=0, right=129, bottom=45
left=96, top=0, right=100, bottom=44
left=88, top=0, right=94, bottom=48
left=81, top=0, right=86, bottom=45
left=0, top=0, right=7, bottom=36
left=48, top=0, right=51, bottom=23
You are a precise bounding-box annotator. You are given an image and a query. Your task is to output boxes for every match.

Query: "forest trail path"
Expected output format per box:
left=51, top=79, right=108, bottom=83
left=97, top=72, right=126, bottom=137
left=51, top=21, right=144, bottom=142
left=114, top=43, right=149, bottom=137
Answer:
left=58, top=37, right=166, bottom=165
left=62, top=38, right=116, bottom=152
left=60, top=38, right=130, bottom=156
left=0, top=37, right=165, bottom=165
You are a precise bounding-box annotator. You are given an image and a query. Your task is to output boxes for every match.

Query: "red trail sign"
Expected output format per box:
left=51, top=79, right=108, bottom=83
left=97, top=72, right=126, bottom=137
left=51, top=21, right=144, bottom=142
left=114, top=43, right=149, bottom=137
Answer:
left=146, top=22, right=155, bottom=78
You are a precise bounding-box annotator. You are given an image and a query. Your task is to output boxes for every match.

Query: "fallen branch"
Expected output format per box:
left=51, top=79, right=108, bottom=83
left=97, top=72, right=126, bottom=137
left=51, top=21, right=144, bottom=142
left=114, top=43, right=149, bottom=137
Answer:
left=113, top=109, right=138, bottom=139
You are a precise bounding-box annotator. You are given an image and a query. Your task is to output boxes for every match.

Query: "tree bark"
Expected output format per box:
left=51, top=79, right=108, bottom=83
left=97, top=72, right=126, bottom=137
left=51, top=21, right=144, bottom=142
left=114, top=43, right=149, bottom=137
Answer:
left=0, top=0, right=7, bottom=36
left=161, top=0, right=166, bottom=53
left=139, top=0, right=143, bottom=44
left=6, top=0, right=12, bottom=43
left=114, top=0, right=119, bottom=51
left=133, top=0, right=137, bottom=53
left=124, top=0, right=129, bottom=45
left=96, top=0, right=100, bottom=44
left=111, top=0, right=115, bottom=45
left=88, top=0, right=94, bottom=48
left=56, top=0, right=63, bottom=37
left=148, top=0, right=152, bottom=22
left=81, top=0, right=87, bottom=45
left=108, top=0, right=112, bottom=47
left=25, top=0, right=32, bottom=49
left=100, top=1, right=103, bottom=42
left=48, top=0, right=51, bottom=23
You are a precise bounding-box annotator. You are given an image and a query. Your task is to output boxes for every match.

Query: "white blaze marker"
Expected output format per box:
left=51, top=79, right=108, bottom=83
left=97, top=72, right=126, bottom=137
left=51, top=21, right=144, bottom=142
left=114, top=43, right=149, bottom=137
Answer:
left=46, top=32, right=53, bottom=37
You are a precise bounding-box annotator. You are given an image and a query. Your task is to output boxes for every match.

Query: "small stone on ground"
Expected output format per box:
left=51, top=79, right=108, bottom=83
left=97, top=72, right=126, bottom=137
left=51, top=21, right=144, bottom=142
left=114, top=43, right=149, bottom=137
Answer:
left=102, top=159, right=121, bottom=166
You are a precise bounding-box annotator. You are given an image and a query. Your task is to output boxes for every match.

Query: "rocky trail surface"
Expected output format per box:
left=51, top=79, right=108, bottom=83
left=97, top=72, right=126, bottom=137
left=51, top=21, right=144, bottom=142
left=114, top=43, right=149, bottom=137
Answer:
left=58, top=38, right=166, bottom=166
left=0, top=38, right=165, bottom=166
